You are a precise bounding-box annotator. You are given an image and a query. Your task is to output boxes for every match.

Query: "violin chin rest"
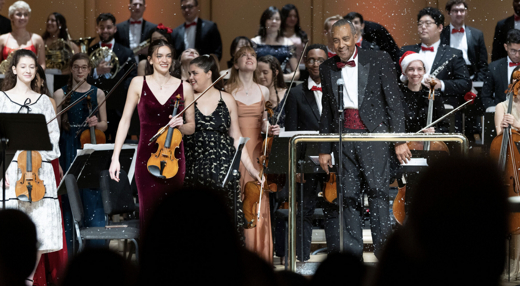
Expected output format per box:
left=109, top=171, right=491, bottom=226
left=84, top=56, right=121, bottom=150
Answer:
left=147, top=166, right=166, bottom=179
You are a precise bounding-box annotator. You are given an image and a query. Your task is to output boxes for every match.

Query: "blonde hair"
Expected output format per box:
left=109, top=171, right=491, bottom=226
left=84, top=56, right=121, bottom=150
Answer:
left=225, top=46, right=259, bottom=95
left=324, top=15, right=343, bottom=31
left=8, top=1, right=31, bottom=18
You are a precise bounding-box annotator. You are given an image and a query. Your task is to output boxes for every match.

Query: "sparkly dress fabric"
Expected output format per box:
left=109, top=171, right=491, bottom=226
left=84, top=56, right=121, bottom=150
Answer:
left=184, top=93, right=245, bottom=241
left=0, top=92, right=63, bottom=253
left=136, top=78, right=186, bottom=231
left=252, top=37, right=295, bottom=74
left=236, top=89, right=273, bottom=264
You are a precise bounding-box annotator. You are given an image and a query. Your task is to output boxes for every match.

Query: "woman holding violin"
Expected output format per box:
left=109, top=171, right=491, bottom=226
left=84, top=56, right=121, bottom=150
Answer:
left=109, top=39, right=195, bottom=231
left=225, top=46, right=279, bottom=263
left=184, top=55, right=262, bottom=241
left=0, top=49, right=62, bottom=285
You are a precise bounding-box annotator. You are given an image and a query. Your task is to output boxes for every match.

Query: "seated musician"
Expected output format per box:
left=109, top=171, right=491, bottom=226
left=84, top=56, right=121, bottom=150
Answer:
left=494, top=65, right=520, bottom=136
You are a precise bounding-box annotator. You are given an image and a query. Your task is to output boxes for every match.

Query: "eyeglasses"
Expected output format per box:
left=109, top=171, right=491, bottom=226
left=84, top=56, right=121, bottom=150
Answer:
left=181, top=4, right=195, bottom=10
left=417, top=21, right=436, bottom=27
left=307, top=59, right=325, bottom=66
left=72, top=65, right=89, bottom=72
left=509, top=48, right=520, bottom=55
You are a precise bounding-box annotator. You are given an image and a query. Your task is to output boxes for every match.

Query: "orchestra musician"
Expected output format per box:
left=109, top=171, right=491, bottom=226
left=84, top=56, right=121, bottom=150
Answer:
left=0, top=49, right=63, bottom=285
left=256, top=55, right=287, bottom=126
left=179, top=48, right=199, bottom=81
left=491, top=0, right=520, bottom=61
left=221, top=36, right=253, bottom=79
left=284, top=43, right=329, bottom=262
left=318, top=19, right=409, bottom=259
left=137, top=23, right=176, bottom=77
left=0, top=1, right=45, bottom=69
left=114, top=0, right=157, bottom=63
left=323, top=15, right=343, bottom=58
left=344, top=12, right=379, bottom=50
left=171, top=0, right=223, bottom=60
left=281, top=4, right=309, bottom=61
left=109, top=39, right=195, bottom=232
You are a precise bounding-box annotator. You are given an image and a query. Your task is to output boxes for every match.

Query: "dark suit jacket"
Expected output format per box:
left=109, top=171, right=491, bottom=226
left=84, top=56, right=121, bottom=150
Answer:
left=114, top=19, right=156, bottom=61
left=400, top=44, right=472, bottom=108
left=363, top=21, right=399, bottom=64
left=285, top=79, right=320, bottom=132
left=360, top=39, right=379, bottom=50
left=170, top=18, right=222, bottom=60
left=0, top=15, right=11, bottom=35
left=441, top=25, right=489, bottom=81
left=88, top=42, right=137, bottom=112
left=318, top=49, right=406, bottom=154
left=481, top=58, right=508, bottom=108
left=492, top=16, right=514, bottom=62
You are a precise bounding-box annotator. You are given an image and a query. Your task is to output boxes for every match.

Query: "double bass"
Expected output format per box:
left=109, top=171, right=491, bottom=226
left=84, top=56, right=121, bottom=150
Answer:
left=490, top=70, right=520, bottom=235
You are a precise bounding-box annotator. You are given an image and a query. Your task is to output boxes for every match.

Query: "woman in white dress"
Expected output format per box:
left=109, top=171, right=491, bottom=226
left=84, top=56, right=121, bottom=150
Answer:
left=0, top=49, right=62, bottom=285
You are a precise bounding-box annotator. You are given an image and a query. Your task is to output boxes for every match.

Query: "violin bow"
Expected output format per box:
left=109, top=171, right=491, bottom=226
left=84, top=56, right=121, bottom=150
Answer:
left=148, top=71, right=228, bottom=145
left=47, top=89, right=94, bottom=124
left=416, top=99, right=473, bottom=133
left=74, top=63, right=137, bottom=137
left=275, top=41, right=308, bottom=124
left=256, top=121, right=271, bottom=220
left=56, top=79, right=87, bottom=109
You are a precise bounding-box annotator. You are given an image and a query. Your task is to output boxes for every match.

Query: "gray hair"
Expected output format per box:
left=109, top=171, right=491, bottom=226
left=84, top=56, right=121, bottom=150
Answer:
left=8, top=1, right=31, bottom=18
left=331, top=19, right=356, bottom=36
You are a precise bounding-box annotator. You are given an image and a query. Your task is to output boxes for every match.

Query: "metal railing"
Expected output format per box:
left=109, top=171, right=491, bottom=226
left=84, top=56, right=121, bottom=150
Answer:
left=287, top=133, right=469, bottom=271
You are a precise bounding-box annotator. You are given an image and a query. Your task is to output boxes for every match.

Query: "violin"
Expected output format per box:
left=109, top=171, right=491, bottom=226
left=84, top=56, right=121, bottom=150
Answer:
left=393, top=79, right=450, bottom=225
left=15, top=151, right=45, bottom=202
left=147, top=95, right=184, bottom=179
left=79, top=94, right=106, bottom=148
left=490, top=70, right=520, bottom=234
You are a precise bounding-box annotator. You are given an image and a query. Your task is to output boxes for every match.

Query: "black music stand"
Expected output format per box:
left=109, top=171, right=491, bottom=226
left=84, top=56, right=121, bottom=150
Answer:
left=222, top=137, right=249, bottom=229
left=0, top=114, right=52, bottom=209
left=57, top=148, right=135, bottom=195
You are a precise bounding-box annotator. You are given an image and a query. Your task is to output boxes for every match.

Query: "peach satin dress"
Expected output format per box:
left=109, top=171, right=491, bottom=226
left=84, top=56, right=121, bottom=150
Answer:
left=236, top=86, right=273, bottom=264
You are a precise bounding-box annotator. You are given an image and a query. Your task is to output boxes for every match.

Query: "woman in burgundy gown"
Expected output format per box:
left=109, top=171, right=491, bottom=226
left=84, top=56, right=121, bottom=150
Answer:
left=109, top=39, right=195, bottom=233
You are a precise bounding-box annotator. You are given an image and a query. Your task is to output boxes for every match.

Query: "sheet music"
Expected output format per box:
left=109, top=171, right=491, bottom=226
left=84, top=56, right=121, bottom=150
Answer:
left=400, top=157, right=428, bottom=166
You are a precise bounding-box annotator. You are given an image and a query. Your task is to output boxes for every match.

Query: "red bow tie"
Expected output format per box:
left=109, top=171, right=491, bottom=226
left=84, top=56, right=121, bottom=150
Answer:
left=185, top=22, right=196, bottom=28
left=452, top=27, right=464, bottom=34
left=130, top=20, right=142, bottom=24
left=328, top=51, right=336, bottom=58
left=515, top=15, right=520, bottom=21
left=101, top=43, right=112, bottom=49
left=310, top=86, right=322, bottom=92
left=336, top=61, right=356, bottom=68
left=421, top=46, right=434, bottom=52
left=510, top=62, right=520, bottom=67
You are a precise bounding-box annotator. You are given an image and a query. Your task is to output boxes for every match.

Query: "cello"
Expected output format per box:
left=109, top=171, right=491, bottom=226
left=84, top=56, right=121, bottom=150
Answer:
left=490, top=70, right=520, bottom=235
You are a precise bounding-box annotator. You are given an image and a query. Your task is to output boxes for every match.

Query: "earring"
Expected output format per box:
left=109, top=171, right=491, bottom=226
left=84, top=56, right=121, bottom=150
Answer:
left=59, top=26, right=61, bottom=29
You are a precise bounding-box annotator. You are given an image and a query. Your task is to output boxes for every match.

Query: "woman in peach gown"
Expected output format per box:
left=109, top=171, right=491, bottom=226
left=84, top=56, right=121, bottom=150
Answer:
left=225, top=46, right=280, bottom=264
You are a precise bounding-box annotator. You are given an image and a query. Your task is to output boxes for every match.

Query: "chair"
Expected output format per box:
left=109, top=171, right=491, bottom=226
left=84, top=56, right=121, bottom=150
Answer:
left=98, top=170, right=139, bottom=229
left=64, top=174, right=139, bottom=261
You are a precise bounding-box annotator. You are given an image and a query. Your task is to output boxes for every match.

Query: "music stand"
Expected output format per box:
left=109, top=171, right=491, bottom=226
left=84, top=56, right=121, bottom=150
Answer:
left=0, top=114, right=52, bottom=209
left=222, top=137, right=249, bottom=228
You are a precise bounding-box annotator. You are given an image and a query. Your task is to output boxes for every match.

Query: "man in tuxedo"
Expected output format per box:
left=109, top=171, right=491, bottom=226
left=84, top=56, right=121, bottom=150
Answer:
left=344, top=12, right=379, bottom=50
left=323, top=15, right=343, bottom=58
left=114, top=0, right=157, bottom=63
left=492, top=0, right=520, bottom=61
left=482, top=29, right=520, bottom=108
left=88, top=13, right=137, bottom=142
left=318, top=19, right=410, bottom=259
left=0, top=0, right=11, bottom=35
left=401, top=7, right=472, bottom=133
left=285, top=44, right=328, bottom=262
left=171, top=0, right=222, bottom=60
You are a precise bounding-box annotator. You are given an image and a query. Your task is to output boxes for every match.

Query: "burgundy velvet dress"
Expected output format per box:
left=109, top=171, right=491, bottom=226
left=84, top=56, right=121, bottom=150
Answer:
left=136, top=77, right=186, bottom=232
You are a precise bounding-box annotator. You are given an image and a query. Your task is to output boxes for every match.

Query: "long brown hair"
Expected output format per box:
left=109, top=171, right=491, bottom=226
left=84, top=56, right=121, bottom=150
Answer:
left=257, top=55, right=285, bottom=105
left=225, top=46, right=258, bottom=95
left=189, top=55, right=224, bottom=91
left=145, top=39, right=181, bottom=78
left=1, top=49, right=38, bottom=91
left=61, top=53, right=92, bottom=131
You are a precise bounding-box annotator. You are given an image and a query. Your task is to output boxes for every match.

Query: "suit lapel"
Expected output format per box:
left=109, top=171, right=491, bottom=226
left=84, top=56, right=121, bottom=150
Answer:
left=500, top=58, right=508, bottom=88
left=140, top=19, right=147, bottom=40
left=357, top=49, right=369, bottom=107
left=441, top=27, right=451, bottom=45
left=330, top=60, right=341, bottom=104
left=195, top=19, right=202, bottom=49
left=465, top=26, right=475, bottom=61
left=179, top=25, right=186, bottom=51
left=302, top=80, right=321, bottom=122
left=432, top=44, right=448, bottom=72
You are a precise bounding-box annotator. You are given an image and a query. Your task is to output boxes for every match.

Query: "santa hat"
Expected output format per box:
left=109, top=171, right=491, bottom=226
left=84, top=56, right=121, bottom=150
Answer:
left=399, top=51, right=430, bottom=83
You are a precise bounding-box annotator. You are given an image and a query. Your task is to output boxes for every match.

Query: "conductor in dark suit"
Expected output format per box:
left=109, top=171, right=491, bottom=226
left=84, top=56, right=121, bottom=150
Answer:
left=482, top=29, right=520, bottom=109
left=114, top=0, right=156, bottom=62
left=401, top=7, right=472, bottom=133
left=285, top=44, right=329, bottom=262
left=318, top=19, right=410, bottom=259
left=491, top=0, right=520, bottom=61
left=88, top=13, right=137, bottom=142
left=171, top=0, right=222, bottom=60
left=0, top=0, right=11, bottom=35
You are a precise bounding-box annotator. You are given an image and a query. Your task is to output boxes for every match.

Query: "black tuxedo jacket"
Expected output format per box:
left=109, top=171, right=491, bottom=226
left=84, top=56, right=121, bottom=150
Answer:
left=492, top=16, right=514, bottom=62
left=115, top=19, right=156, bottom=61
left=360, top=39, right=379, bottom=50
left=88, top=42, right=137, bottom=112
left=170, top=18, right=222, bottom=60
left=318, top=49, right=405, bottom=154
left=400, top=44, right=472, bottom=108
left=0, top=15, right=11, bottom=35
left=441, top=25, right=489, bottom=81
left=481, top=58, right=509, bottom=108
left=285, top=79, right=320, bottom=132
left=363, top=21, right=399, bottom=64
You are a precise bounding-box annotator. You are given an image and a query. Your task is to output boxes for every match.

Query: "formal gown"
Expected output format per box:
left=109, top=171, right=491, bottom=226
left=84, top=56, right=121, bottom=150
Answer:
left=252, top=36, right=295, bottom=75
left=1, top=33, right=37, bottom=60
left=236, top=87, right=273, bottom=263
left=184, top=92, right=245, bottom=242
left=136, top=77, right=186, bottom=232
left=0, top=92, right=63, bottom=253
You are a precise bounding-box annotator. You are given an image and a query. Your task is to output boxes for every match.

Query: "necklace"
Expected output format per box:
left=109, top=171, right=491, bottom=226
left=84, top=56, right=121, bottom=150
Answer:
left=156, top=76, right=171, bottom=90
left=244, top=83, right=254, bottom=96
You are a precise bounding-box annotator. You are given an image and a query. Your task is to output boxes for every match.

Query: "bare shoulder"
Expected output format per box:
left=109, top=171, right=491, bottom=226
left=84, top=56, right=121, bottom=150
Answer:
left=130, top=75, right=145, bottom=86
left=283, top=37, right=294, bottom=46
left=138, top=59, right=147, bottom=68
left=182, top=80, right=194, bottom=93
left=97, top=87, right=106, bottom=97
left=221, top=91, right=237, bottom=106
left=32, top=34, right=44, bottom=44
left=259, top=84, right=270, bottom=100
